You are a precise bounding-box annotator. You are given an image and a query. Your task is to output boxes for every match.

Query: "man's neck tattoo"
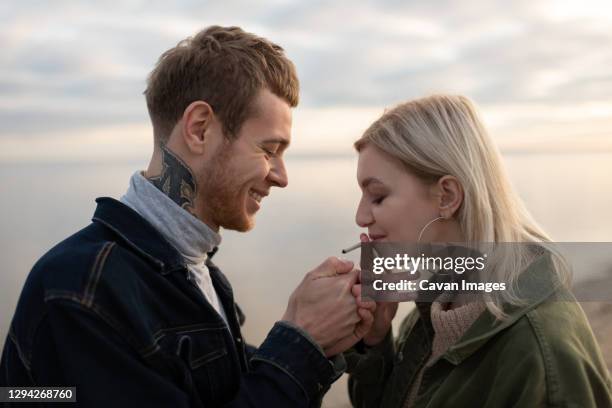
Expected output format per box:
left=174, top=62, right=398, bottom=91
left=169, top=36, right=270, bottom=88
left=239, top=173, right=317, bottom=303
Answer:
left=147, top=146, right=197, bottom=216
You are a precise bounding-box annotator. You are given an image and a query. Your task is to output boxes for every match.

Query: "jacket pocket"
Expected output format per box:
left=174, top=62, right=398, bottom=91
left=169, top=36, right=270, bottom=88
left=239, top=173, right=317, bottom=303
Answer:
left=157, top=325, right=235, bottom=406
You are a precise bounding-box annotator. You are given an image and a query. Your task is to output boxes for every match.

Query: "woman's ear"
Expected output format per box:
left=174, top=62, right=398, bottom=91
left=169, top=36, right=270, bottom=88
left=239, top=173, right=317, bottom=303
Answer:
left=436, top=175, right=464, bottom=219
left=181, top=101, right=214, bottom=155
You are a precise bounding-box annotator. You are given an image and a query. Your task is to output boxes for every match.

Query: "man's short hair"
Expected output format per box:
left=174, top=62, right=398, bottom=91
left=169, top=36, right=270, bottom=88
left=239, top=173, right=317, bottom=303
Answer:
left=144, top=25, right=299, bottom=144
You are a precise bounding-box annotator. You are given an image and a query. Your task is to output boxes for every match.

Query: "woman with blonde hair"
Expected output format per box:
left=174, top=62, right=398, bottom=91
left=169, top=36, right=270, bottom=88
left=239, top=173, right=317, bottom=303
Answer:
left=346, top=95, right=611, bottom=407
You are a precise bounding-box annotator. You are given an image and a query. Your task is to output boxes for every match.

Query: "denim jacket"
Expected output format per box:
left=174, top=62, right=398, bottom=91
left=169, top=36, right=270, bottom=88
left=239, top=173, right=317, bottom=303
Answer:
left=1, top=197, right=343, bottom=407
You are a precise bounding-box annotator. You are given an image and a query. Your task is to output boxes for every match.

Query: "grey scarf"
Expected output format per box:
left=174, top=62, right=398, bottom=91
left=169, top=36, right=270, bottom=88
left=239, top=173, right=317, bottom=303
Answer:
left=120, top=171, right=227, bottom=323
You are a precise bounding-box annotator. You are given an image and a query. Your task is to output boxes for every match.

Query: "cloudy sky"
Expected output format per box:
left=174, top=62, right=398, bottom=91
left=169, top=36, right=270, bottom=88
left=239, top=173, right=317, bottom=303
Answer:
left=2, top=0, right=612, bottom=161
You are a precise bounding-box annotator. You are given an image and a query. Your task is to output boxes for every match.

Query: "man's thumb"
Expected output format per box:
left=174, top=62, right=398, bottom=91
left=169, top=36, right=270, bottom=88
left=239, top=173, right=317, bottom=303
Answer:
left=310, top=257, right=354, bottom=279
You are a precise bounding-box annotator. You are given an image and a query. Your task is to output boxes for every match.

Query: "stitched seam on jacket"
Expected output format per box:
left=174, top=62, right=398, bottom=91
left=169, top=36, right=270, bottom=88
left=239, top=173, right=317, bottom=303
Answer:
left=527, top=311, right=559, bottom=406
left=27, top=312, right=55, bottom=385
left=191, top=348, right=228, bottom=369
left=43, top=294, right=151, bottom=360
left=43, top=294, right=229, bottom=364
left=151, top=323, right=228, bottom=343
left=83, top=242, right=115, bottom=308
left=7, top=329, right=31, bottom=372
left=250, top=356, right=310, bottom=406
left=92, top=216, right=165, bottom=270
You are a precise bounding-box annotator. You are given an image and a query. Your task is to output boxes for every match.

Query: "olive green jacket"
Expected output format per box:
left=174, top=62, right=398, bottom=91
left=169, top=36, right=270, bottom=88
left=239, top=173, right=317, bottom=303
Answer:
left=346, top=257, right=612, bottom=408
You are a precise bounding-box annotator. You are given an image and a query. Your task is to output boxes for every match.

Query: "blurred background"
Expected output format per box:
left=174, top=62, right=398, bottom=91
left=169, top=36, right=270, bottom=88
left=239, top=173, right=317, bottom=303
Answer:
left=1, top=1, right=611, bottom=406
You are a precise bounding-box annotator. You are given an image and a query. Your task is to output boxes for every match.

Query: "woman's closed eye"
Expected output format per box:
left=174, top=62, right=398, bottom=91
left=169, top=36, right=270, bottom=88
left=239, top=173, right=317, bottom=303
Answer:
left=372, top=196, right=386, bottom=205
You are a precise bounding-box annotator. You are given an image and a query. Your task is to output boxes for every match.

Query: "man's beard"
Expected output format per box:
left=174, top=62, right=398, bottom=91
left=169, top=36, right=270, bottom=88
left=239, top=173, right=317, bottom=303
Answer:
left=199, top=148, right=254, bottom=232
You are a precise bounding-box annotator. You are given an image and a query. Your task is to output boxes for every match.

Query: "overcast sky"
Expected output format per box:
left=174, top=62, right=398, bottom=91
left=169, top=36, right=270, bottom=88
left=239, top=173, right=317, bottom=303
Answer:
left=2, top=0, right=612, bottom=160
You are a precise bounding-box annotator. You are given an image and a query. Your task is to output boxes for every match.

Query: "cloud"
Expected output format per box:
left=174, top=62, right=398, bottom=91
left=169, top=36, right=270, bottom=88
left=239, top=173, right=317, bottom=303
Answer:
left=0, top=0, right=611, bottom=157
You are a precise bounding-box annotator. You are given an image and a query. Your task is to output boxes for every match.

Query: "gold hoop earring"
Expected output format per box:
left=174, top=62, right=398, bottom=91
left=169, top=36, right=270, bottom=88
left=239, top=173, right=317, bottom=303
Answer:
left=417, top=215, right=445, bottom=243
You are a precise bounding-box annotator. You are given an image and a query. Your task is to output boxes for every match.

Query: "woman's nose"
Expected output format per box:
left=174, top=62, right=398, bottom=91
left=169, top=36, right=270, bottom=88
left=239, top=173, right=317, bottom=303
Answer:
left=355, top=200, right=373, bottom=227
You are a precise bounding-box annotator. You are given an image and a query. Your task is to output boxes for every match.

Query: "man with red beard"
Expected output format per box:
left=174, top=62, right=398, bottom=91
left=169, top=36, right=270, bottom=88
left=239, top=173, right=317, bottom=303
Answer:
left=1, top=26, right=374, bottom=407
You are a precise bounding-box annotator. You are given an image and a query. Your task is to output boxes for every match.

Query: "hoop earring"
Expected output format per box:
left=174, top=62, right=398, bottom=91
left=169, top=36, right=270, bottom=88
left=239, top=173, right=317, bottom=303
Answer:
left=417, top=215, right=445, bottom=243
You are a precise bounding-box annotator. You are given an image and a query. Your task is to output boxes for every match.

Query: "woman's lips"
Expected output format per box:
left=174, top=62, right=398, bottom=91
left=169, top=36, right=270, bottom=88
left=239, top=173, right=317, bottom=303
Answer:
left=360, top=233, right=386, bottom=243
left=368, top=233, right=386, bottom=241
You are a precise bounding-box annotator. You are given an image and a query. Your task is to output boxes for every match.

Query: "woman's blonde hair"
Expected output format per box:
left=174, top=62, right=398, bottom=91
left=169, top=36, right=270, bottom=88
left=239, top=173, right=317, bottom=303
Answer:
left=355, top=94, right=569, bottom=319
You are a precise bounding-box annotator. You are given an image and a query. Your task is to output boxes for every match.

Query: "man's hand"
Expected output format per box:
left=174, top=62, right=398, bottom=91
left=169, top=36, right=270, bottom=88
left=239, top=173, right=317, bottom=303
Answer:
left=323, top=282, right=376, bottom=356
left=282, top=257, right=376, bottom=356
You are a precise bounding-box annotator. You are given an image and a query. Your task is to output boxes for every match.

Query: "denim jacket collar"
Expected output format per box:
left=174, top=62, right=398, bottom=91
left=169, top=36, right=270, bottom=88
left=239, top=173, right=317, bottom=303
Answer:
left=92, top=197, right=219, bottom=275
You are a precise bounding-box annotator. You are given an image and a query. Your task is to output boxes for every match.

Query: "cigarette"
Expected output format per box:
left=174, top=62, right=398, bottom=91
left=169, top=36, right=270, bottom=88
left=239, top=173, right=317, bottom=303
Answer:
left=341, top=242, right=361, bottom=254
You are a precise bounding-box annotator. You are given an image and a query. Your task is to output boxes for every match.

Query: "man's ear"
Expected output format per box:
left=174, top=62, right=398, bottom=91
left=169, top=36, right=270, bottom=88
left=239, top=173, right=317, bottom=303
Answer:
left=181, top=101, right=214, bottom=155
left=434, top=175, right=464, bottom=219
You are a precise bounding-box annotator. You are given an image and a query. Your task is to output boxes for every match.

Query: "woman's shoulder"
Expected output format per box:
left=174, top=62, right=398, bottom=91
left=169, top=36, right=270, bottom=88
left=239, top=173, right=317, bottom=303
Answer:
left=497, top=294, right=612, bottom=406
left=525, top=290, right=600, bottom=353
left=492, top=291, right=601, bottom=361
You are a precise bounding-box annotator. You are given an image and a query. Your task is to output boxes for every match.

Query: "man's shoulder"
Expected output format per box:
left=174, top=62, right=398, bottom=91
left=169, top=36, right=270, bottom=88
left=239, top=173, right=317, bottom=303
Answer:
left=29, top=222, right=111, bottom=290
left=10, top=222, right=131, bottom=349
left=14, top=219, right=170, bottom=334
left=27, top=220, right=159, bottom=301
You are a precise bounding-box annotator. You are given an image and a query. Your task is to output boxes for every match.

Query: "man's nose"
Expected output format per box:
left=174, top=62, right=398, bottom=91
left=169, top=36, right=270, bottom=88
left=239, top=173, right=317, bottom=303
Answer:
left=268, top=158, right=288, bottom=188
